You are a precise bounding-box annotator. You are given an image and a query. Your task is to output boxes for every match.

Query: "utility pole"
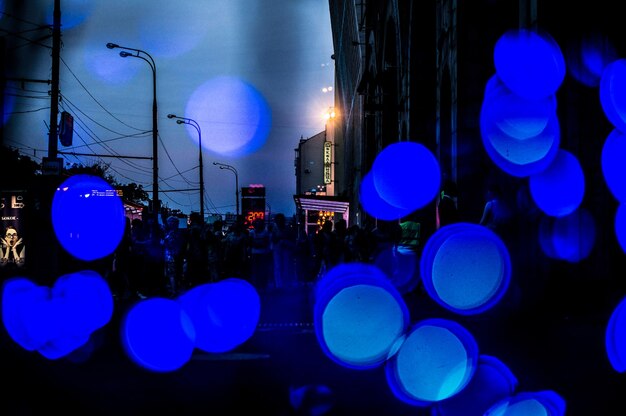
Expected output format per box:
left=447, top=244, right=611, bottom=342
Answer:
left=48, top=0, right=61, bottom=159
left=41, top=0, right=63, bottom=176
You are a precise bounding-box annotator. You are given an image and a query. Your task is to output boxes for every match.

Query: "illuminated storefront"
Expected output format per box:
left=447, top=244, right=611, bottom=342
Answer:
left=294, top=195, right=350, bottom=235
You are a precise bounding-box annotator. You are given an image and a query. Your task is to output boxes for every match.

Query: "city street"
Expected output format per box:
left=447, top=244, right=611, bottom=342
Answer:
left=2, top=273, right=626, bottom=415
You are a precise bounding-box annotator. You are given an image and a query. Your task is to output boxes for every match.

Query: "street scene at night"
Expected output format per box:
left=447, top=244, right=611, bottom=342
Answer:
left=3, top=1, right=626, bottom=415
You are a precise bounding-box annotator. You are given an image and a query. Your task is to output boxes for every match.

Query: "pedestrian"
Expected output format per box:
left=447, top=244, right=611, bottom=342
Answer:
left=205, top=220, right=225, bottom=282
left=248, top=218, right=273, bottom=290
left=394, top=213, right=422, bottom=294
left=163, top=215, right=187, bottom=297
left=438, top=179, right=459, bottom=228
left=185, top=212, right=207, bottom=288
left=271, top=213, right=296, bottom=288
left=109, top=216, right=132, bottom=300
left=222, top=220, right=248, bottom=279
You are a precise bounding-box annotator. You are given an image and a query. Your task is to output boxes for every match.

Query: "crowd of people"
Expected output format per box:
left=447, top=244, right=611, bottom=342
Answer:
left=105, top=211, right=429, bottom=301
left=105, top=178, right=527, bottom=302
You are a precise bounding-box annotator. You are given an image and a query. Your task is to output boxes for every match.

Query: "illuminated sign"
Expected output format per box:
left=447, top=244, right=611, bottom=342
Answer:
left=245, top=211, right=265, bottom=224
left=324, top=141, right=332, bottom=184
left=242, top=192, right=265, bottom=226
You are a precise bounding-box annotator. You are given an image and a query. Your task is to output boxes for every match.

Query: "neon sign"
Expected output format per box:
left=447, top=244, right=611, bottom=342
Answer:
left=245, top=211, right=265, bottom=224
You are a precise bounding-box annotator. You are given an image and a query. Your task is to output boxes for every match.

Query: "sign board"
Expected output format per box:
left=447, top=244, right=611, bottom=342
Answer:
left=0, top=190, right=26, bottom=272
left=323, top=141, right=332, bottom=184
left=41, top=157, right=63, bottom=176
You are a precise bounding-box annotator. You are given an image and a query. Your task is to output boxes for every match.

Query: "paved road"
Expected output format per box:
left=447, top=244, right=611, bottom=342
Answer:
left=2, top=278, right=626, bottom=415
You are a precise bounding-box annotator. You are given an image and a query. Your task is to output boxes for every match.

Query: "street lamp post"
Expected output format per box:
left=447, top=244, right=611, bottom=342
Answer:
left=167, top=114, right=204, bottom=221
left=106, top=42, right=159, bottom=238
left=213, top=162, right=239, bottom=219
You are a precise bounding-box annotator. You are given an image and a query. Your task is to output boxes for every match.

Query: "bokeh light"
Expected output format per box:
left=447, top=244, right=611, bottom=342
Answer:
left=371, top=142, right=441, bottom=212
left=52, top=174, right=126, bottom=261
left=551, top=208, right=596, bottom=262
left=314, top=262, right=409, bottom=370
left=420, top=223, right=511, bottom=315
left=2, top=271, right=113, bottom=359
left=178, top=278, right=261, bottom=353
left=483, top=75, right=556, bottom=140
left=359, top=171, right=413, bottom=220
left=529, top=149, right=585, bottom=217
left=86, top=41, right=142, bottom=84
left=600, top=59, right=626, bottom=133
left=121, top=297, right=196, bottom=372
left=538, top=209, right=597, bottom=262
left=385, top=318, right=479, bottom=406
left=606, top=294, right=626, bottom=372
left=51, top=270, right=114, bottom=338
left=2, top=277, right=53, bottom=352
left=601, top=129, right=626, bottom=203
left=136, top=0, right=211, bottom=58
left=374, top=245, right=420, bottom=295
left=185, top=76, right=272, bottom=157
left=494, top=29, right=565, bottom=100
left=484, top=390, right=566, bottom=416
left=480, top=77, right=560, bottom=178
left=45, top=0, right=94, bottom=30
left=566, top=33, right=617, bottom=88
left=615, top=204, right=626, bottom=254
left=432, top=355, right=518, bottom=416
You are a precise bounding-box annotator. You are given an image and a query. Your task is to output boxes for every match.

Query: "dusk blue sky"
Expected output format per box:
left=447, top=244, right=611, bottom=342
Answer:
left=2, top=0, right=335, bottom=217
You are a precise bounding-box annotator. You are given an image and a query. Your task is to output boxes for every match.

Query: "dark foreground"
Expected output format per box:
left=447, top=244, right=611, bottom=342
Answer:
left=1, top=279, right=626, bottom=416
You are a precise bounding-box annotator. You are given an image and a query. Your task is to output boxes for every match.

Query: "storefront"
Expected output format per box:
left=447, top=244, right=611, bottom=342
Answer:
left=293, top=195, right=350, bottom=235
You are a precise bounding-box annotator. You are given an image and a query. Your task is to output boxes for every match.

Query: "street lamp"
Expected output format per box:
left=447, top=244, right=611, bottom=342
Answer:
left=106, top=42, right=159, bottom=238
left=167, top=114, right=204, bottom=221
left=213, top=162, right=239, bottom=218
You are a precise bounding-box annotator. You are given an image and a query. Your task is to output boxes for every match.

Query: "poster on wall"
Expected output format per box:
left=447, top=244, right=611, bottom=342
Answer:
left=1, top=191, right=26, bottom=273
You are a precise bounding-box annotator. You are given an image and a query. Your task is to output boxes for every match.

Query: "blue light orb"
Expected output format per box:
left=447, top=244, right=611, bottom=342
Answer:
left=616, top=204, right=626, bottom=254
left=2, top=272, right=114, bottom=360
left=600, top=59, right=626, bottom=133
left=420, top=223, right=511, bottom=315
left=52, top=174, right=126, bottom=261
left=385, top=318, right=479, bottom=406
left=483, top=76, right=556, bottom=140
left=121, top=298, right=196, bottom=372
left=433, top=355, right=518, bottom=416
left=137, top=0, right=211, bottom=58
left=185, top=76, right=272, bottom=157
left=371, top=142, right=441, bottom=211
left=86, top=43, right=142, bottom=85
left=566, top=33, right=617, bottom=88
left=178, top=278, right=260, bottom=353
left=314, top=262, right=409, bottom=370
left=484, top=390, right=566, bottom=416
left=550, top=208, right=596, bottom=262
left=480, top=79, right=560, bottom=178
left=374, top=245, right=420, bottom=295
left=359, top=171, right=413, bottom=220
left=494, top=29, right=565, bottom=100
left=45, top=0, right=94, bottom=30
left=51, top=270, right=114, bottom=338
left=602, top=129, right=626, bottom=203
left=2, top=277, right=53, bottom=351
left=529, top=149, right=585, bottom=217
left=606, top=294, right=626, bottom=372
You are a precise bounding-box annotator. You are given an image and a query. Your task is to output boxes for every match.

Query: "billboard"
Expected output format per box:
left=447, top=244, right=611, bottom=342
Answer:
left=1, top=191, right=26, bottom=271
